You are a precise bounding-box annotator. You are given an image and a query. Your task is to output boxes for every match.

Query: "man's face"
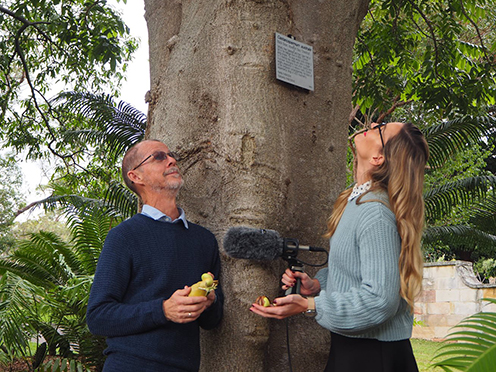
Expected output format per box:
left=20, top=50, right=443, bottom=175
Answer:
left=132, top=141, right=184, bottom=193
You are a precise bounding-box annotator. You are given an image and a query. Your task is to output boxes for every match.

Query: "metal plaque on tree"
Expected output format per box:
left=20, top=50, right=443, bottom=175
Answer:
left=275, top=32, right=314, bottom=91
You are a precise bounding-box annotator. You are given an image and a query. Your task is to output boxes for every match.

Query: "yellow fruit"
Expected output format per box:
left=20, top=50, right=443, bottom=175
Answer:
left=201, top=273, right=214, bottom=287
left=256, top=296, right=271, bottom=307
left=188, top=281, right=207, bottom=297
left=188, top=273, right=218, bottom=297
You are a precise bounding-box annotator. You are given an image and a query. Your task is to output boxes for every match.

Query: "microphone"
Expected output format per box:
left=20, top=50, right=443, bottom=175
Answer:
left=223, top=226, right=328, bottom=295
left=223, top=226, right=327, bottom=261
left=223, top=227, right=283, bottom=260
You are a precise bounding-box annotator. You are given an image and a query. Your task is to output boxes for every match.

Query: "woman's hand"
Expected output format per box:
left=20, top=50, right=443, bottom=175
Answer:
left=250, top=294, right=308, bottom=319
left=281, top=268, right=321, bottom=296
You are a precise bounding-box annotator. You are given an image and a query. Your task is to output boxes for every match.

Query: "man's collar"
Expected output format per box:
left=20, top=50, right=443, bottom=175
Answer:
left=141, top=204, right=189, bottom=229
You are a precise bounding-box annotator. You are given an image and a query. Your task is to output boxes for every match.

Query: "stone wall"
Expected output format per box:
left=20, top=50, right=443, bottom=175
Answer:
left=413, top=261, right=496, bottom=341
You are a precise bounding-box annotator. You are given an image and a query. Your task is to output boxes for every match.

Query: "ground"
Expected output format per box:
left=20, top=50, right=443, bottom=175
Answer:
left=1, top=340, right=441, bottom=371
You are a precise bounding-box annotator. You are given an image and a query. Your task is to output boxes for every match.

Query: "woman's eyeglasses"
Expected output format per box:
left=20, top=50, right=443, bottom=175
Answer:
left=132, top=151, right=177, bottom=171
left=374, top=122, right=386, bottom=148
left=348, top=122, right=386, bottom=148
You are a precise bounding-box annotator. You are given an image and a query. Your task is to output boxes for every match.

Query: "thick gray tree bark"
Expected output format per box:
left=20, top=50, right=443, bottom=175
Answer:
left=144, top=0, right=368, bottom=370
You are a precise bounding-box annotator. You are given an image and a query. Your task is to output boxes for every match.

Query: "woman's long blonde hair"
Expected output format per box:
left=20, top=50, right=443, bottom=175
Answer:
left=325, top=122, right=429, bottom=310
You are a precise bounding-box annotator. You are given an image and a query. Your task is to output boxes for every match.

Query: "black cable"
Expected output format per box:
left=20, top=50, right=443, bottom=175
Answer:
left=286, top=318, right=293, bottom=372
left=295, top=250, right=329, bottom=268
left=281, top=242, right=327, bottom=371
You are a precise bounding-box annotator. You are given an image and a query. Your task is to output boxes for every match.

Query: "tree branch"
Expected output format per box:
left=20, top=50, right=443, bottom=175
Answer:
left=407, top=0, right=440, bottom=77
left=376, top=97, right=413, bottom=124
left=4, top=5, right=79, bottom=165
left=458, top=0, right=490, bottom=62
left=16, top=200, right=43, bottom=217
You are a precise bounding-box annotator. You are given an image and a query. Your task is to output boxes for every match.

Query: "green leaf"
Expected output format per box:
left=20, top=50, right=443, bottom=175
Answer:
left=465, top=344, right=496, bottom=372
left=433, top=299, right=496, bottom=371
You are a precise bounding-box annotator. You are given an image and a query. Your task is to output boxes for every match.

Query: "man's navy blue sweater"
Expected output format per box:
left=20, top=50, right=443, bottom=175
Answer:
left=86, top=214, right=224, bottom=371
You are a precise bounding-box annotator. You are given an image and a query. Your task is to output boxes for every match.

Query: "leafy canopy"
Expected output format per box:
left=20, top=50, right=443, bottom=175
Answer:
left=354, top=0, right=496, bottom=122
left=0, top=0, right=137, bottom=160
left=0, top=153, right=24, bottom=254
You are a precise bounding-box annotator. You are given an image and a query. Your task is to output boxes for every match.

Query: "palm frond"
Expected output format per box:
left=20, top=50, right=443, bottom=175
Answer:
left=67, top=210, right=115, bottom=275
left=103, top=180, right=139, bottom=220
left=52, top=91, right=146, bottom=161
left=28, top=188, right=136, bottom=222
left=0, top=257, right=104, bottom=365
left=36, top=193, right=106, bottom=213
left=0, top=274, right=41, bottom=356
left=423, top=225, right=496, bottom=252
left=469, top=195, right=496, bottom=235
left=424, top=115, right=495, bottom=169
left=37, top=358, right=92, bottom=372
left=424, top=176, right=496, bottom=223
left=35, top=323, right=72, bottom=357
left=0, top=231, right=76, bottom=289
left=432, top=298, right=496, bottom=372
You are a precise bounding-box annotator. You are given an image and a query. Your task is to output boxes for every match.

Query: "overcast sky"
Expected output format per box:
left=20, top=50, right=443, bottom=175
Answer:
left=114, top=0, right=149, bottom=114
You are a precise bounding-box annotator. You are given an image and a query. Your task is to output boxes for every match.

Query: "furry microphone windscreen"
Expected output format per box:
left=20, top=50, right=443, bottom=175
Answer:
left=223, top=226, right=284, bottom=260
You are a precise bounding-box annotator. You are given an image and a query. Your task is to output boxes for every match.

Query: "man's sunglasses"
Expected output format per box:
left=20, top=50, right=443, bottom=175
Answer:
left=132, top=151, right=177, bottom=171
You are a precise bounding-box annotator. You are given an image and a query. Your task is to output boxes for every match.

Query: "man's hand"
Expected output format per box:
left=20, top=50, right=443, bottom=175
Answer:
left=205, top=289, right=216, bottom=308
left=162, top=286, right=211, bottom=323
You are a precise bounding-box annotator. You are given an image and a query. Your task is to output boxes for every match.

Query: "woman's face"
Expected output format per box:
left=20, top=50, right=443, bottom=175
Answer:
left=354, top=122, right=403, bottom=161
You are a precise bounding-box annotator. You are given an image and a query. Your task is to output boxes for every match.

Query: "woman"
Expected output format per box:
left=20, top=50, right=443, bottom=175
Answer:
left=250, top=122, right=429, bottom=372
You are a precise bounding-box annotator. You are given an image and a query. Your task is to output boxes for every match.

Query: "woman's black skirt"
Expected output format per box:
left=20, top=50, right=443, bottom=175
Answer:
left=324, top=332, right=419, bottom=372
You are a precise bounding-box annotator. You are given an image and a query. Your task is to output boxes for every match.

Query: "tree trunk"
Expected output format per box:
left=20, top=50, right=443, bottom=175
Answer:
left=144, top=0, right=368, bottom=370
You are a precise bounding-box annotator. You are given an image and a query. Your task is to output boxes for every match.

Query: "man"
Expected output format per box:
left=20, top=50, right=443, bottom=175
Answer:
left=87, top=139, right=223, bottom=372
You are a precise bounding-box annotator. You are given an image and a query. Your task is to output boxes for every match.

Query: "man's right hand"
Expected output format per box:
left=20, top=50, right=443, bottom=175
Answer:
left=162, top=286, right=210, bottom=323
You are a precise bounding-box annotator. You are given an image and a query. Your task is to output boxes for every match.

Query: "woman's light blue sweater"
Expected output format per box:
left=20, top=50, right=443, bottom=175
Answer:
left=314, top=191, right=413, bottom=341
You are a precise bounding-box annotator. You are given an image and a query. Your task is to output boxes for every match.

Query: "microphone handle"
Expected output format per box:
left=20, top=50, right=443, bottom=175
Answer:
left=285, top=265, right=303, bottom=296
left=294, top=277, right=302, bottom=295
left=285, top=242, right=326, bottom=252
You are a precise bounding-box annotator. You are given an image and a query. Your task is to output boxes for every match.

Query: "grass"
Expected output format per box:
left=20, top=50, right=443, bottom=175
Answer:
left=411, top=338, right=443, bottom=372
